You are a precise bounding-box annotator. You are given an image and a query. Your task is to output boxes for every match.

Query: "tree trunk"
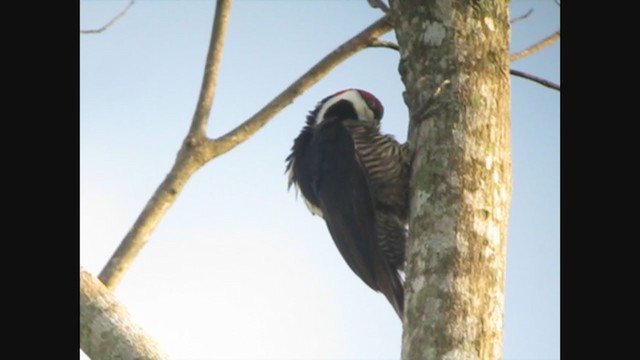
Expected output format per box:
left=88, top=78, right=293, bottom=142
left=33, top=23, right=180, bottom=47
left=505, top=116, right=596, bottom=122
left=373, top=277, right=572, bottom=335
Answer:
left=389, top=1, right=512, bottom=359
left=80, top=268, right=170, bottom=360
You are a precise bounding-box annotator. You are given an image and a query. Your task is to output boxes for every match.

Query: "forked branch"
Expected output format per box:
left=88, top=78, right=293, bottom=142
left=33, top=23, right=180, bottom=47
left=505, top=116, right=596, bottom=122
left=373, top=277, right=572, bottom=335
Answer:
left=206, top=16, right=393, bottom=159
left=367, top=32, right=560, bottom=91
left=98, top=0, right=234, bottom=289
left=98, top=8, right=394, bottom=289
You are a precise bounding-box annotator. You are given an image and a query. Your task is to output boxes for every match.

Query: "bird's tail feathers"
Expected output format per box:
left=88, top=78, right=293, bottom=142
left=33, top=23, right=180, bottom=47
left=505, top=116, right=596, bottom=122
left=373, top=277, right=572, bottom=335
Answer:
left=380, top=268, right=405, bottom=320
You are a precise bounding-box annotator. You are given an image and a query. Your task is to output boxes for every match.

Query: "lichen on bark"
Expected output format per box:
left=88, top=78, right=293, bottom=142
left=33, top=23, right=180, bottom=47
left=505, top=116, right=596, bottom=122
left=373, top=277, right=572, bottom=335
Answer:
left=390, top=0, right=511, bottom=359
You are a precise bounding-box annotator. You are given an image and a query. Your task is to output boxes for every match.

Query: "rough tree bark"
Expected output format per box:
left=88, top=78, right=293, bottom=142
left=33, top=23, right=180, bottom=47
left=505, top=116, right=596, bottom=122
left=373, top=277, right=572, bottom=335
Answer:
left=389, top=1, right=512, bottom=359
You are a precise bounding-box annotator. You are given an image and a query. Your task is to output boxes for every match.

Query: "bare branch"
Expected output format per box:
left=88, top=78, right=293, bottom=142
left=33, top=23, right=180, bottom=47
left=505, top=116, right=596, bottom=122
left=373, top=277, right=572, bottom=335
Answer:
left=510, top=9, right=533, bottom=24
left=370, top=33, right=561, bottom=66
left=206, top=15, right=393, bottom=159
left=98, top=151, right=205, bottom=289
left=510, top=69, right=560, bottom=91
left=510, top=31, right=560, bottom=62
left=81, top=268, right=169, bottom=360
left=189, top=0, right=232, bottom=138
left=98, top=0, right=233, bottom=289
left=367, top=0, right=390, bottom=13
left=367, top=38, right=560, bottom=91
left=554, top=0, right=560, bottom=6
left=80, top=0, right=135, bottom=34
left=369, top=39, right=400, bottom=51
left=98, top=13, right=394, bottom=290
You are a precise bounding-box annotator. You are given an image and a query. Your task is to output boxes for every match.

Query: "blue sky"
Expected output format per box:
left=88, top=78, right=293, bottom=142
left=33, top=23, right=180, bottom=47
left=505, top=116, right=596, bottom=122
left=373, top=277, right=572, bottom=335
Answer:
left=80, top=1, right=559, bottom=359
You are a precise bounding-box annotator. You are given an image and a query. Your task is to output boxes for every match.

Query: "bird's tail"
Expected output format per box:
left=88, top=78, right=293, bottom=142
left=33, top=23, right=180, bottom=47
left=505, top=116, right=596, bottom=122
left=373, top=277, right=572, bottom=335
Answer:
left=380, top=267, right=405, bottom=320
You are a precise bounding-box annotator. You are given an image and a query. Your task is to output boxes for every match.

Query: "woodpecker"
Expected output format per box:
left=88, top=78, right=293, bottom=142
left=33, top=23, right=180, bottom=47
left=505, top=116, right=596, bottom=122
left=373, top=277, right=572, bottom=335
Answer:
left=286, top=89, right=411, bottom=319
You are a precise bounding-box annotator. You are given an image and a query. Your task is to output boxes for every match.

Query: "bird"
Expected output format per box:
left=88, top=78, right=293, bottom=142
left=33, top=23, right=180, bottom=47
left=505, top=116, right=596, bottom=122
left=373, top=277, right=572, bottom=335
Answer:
left=286, top=89, right=412, bottom=319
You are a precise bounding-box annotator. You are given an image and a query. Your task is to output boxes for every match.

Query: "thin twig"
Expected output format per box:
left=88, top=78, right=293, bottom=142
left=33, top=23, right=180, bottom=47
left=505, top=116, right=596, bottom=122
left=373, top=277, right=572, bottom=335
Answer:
left=510, top=69, right=560, bottom=91
left=369, top=39, right=400, bottom=51
left=510, top=31, right=560, bottom=62
left=365, top=39, right=560, bottom=91
left=98, top=0, right=234, bottom=289
left=206, top=15, right=393, bottom=159
left=98, top=12, right=394, bottom=290
left=510, top=9, right=533, bottom=24
left=80, top=0, right=135, bottom=34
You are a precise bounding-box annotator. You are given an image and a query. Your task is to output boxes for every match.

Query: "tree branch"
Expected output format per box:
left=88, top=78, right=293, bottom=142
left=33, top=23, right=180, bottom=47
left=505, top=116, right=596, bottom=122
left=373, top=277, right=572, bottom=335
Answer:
left=204, top=15, right=393, bottom=160
left=98, top=150, right=205, bottom=289
left=99, top=0, right=233, bottom=289
left=510, top=69, right=560, bottom=91
left=367, top=38, right=560, bottom=91
left=367, top=0, right=390, bottom=13
left=369, top=39, right=400, bottom=50
left=189, top=0, right=232, bottom=139
left=80, top=0, right=135, bottom=34
left=80, top=268, right=169, bottom=360
left=510, top=9, right=533, bottom=24
left=98, top=13, right=394, bottom=290
left=510, top=31, right=560, bottom=62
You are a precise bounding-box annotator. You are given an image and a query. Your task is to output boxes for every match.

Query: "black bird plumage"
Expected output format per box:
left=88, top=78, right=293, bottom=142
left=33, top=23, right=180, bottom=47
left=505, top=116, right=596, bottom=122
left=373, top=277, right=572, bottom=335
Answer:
left=286, top=89, right=411, bottom=319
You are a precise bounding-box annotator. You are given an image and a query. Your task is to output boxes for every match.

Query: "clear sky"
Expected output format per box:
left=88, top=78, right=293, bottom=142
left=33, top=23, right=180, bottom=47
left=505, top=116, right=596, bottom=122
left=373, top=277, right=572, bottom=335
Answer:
left=80, top=1, right=559, bottom=359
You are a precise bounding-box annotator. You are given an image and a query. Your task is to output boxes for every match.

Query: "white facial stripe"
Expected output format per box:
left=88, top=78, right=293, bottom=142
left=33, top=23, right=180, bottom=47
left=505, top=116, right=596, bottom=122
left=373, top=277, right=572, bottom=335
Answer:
left=315, top=89, right=375, bottom=125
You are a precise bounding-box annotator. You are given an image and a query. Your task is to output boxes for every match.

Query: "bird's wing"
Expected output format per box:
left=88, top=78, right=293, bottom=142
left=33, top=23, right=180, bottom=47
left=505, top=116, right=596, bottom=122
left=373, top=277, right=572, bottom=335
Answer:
left=288, top=125, right=324, bottom=217
left=309, top=117, right=404, bottom=317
